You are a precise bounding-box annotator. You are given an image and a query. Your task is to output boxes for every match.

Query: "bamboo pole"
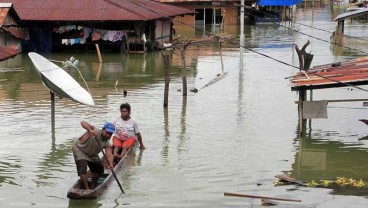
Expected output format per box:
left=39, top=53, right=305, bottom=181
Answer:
left=95, top=44, right=103, bottom=63
left=224, top=192, right=301, bottom=202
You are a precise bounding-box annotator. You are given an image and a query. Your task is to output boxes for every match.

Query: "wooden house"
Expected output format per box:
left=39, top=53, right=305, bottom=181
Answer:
left=156, top=0, right=256, bottom=27
left=0, top=3, right=25, bottom=60
left=0, top=0, right=195, bottom=53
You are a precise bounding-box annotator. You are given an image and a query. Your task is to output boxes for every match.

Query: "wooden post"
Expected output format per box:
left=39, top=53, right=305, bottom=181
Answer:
left=50, top=91, right=55, bottom=133
left=163, top=50, right=170, bottom=107
left=95, top=44, right=103, bottom=63
left=219, top=38, right=224, bottom=73
left=298, top=89, right=307, bottom=135
left=295, top=41, right=314, bottom=135
left=221, top=8, right=225, bottom=32
left=337, top=20, right=344, bottom=34
left=178, top=36, right=189, bottom=96
left=333, top=20, right=345, bottom=44
left=309, top=88, right=313, bottom=132
left=295, top=40, right=313, bottom=70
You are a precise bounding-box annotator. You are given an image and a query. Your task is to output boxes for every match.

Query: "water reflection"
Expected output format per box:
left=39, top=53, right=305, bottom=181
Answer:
left=291, top=130, right=368, bottom=196
left=68, top=199, right=102, bottom=208
left=0, top=157, right=22, bottom=187
left=162, top=107, right=170, bottom=165
left=178, top=96, right=187, bottom=155
left=34, top=136, right=74, bottom=187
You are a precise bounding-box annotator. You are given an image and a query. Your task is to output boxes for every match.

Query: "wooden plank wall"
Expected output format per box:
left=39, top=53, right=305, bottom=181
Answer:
left=172, top=2, right=240, bottom=27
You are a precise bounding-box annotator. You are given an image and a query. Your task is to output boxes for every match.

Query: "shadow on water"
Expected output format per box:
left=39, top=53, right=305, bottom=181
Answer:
left=68, top=199, right=102, bottom=208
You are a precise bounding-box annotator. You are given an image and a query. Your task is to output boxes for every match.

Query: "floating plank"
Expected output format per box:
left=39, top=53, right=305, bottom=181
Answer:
left=224, top=192, right=302, bottom=202
left=275, top=174, right=307, bottom=186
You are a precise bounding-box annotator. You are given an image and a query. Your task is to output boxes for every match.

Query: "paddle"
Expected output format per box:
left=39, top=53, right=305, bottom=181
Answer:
left=93, top=136, right=125, bottom=194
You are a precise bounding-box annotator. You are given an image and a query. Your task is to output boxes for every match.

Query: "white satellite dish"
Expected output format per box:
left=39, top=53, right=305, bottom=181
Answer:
left=28, top=52, right=94, bottom=106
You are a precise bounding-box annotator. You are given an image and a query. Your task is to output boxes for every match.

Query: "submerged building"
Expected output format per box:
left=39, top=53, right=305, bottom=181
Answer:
left=0, top=0, right=195, bottom=53
left=0, top=3, right=25, bottom=60
left=157, top=0, right=256, bottom=27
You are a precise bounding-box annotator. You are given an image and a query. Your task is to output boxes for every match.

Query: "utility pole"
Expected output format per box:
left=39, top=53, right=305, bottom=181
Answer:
left=240, top=0, right=245, bottom=67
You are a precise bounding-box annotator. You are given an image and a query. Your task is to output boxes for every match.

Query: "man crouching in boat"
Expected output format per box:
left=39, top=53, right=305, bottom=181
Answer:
left=72, top=121, right=115, bottom=190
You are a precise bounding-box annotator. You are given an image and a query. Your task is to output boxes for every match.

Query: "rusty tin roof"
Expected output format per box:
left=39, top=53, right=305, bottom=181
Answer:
left=0, top=45, right=20, bottom=61
left=289, top=57, right=368, bottom=90
left=0, top=0, right=195, bottom=21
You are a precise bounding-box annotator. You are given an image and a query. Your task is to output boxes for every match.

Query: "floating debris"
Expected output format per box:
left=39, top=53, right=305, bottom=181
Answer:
left=274, top=175, right=366, bottom=188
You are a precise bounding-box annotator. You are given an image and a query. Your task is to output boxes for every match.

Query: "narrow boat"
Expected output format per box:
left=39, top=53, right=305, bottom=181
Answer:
left=67, top=147, right=133, bottom=199
left=28, top=52, right=94, bottom=106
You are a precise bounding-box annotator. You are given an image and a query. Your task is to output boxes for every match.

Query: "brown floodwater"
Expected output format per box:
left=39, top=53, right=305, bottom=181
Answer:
left=1, top=4, right=368, bottom=208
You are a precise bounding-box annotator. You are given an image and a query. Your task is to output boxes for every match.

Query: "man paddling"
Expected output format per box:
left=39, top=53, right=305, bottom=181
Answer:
left=72, top=121, right=114, bottom=190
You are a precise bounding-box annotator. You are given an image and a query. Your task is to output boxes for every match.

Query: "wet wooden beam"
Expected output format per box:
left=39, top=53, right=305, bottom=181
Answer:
left=295, top=98, right=368, bottom=104
left=224, top=192, right=302, bottom=202
left=291, top=80, right=368, bottom=91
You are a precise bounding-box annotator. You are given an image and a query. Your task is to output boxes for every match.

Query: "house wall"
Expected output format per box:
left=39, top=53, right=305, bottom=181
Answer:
left=172, top=2, right=240, bottom=27
left=0, top=30, right=21, bottom=48
left=160, top=0, right=255, bottom=26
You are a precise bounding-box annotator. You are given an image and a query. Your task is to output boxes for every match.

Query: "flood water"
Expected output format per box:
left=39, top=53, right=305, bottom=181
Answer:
left=1, top=4, right=368, bottom=208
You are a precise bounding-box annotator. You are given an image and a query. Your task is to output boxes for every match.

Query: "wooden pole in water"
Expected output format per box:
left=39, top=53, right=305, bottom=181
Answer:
left=309, top=88, right=313, bottom=131
left=178, top=36, right=188, bottom=96
left=163, top=50, right=170, bottom=107
left=224, top=192, right=302, bottom=202
left=295, top=41, right=313, bottom=135
left=50, top=91, right=55, bottom=133
left=298, top=89, right=307, bottom=135
left=95, top=44, right=103, bottom=63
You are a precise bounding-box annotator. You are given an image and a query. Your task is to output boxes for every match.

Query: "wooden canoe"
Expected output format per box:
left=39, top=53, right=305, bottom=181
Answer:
left=67, top=147, right=133, bottom=199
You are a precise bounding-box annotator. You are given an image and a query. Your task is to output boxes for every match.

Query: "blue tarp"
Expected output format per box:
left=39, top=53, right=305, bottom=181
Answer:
left=258, top=0, right=302, bottom=6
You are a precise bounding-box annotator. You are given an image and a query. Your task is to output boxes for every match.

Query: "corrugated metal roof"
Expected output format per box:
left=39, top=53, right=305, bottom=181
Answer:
left=0, top=45, right=20, bottom=61
left=0, top=4, right=20, bottom=25
left=334, top=8, right=368, bottom=21
left=157, top=0, right=239, bottom=2
left=289, top=57, right=368, bottom=90
left=0, top=0, right=195, bottom=21
left=0, top=8, right=9, bottom=25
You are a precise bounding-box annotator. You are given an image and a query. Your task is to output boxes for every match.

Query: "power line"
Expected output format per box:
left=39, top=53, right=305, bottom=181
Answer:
left=236, top=4, right=368, bottom=55
left=293, top=21, right=368, bottom=43
left=125, top=0, right=368, bottom=92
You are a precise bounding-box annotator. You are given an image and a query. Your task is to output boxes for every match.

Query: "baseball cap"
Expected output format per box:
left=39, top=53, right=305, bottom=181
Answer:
left=103, top=122, right=115, bottom=134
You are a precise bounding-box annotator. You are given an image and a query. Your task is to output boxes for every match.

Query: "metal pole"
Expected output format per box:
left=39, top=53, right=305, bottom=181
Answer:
left=240, top=0, right=245, bottom=67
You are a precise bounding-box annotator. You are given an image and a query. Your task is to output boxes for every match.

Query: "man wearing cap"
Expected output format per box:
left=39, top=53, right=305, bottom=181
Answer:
left=72, top=120, right=115, bottom=190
